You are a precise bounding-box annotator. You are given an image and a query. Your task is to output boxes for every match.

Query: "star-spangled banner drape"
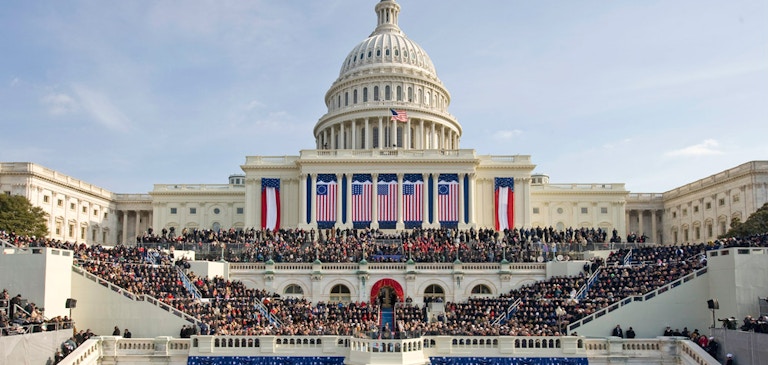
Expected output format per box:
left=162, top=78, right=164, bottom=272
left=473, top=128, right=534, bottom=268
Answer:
left=494, top=177, right=514, bottom=231
left=316, top=174, right=337, bottom=223
left=402, top=173, right=423, bottom=223
left=261, top=178, right=280, bottom=231
left=377, top=174, right=398, bottom=222
left=438, top=173, right=459, bottom=222
left=352, top=174, right=372, bottom=223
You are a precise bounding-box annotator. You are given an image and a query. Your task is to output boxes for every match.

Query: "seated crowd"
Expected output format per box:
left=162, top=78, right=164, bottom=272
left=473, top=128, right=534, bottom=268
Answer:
left=1, top=288, right=72, bottom=336
left=3, top=229, right=768, bottom=340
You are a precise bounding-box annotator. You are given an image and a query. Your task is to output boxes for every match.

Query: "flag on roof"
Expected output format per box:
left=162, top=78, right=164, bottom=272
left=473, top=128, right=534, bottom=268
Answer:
left=390, top=109, right=408, bottom=122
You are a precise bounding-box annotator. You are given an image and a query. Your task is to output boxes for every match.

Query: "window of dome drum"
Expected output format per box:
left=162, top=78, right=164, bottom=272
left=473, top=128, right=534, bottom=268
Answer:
left=213, top=208, right=220, bottom=215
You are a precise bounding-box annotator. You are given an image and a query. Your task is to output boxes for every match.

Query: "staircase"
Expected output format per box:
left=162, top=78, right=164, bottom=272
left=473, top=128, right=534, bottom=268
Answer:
left=380, top=307, right=395, bottom=331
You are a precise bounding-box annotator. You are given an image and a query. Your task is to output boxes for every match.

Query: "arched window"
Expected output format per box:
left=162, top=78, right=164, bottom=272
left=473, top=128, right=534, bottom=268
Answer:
left=395, top=49, right=399, bottom=56
left=423, top=284, right=445, bottom=302
left=424, top=92, right=430, bottom=106
left=284, top=284, right=304, bottom=297
left=337, top=95, right=341, bottom=108
left=385, top=86, right=391, bottom=100
left=418, top=89, right=423, bottom=104
left=368, top=51, right=372, bottom=58
left=345, top=92, right=349, bottom=106
left=363, top=87, right=368, bottom=102
left=471, top=284, right=492, bottom=295
left=386, top=49, right=390, bottom=56
left=374, top=86, right=380, bottom=101
left=353, top=90, right=358, bottom=104
left=360, top=128, right=366, bottom=149
left=330, top=284, right=351, bottom=303
left=407, top=87, right=413, bottom=102
left=373, top=127, right=379, bottom=148
left=377, top=49, right=381, bottom=57
left=396, top=86, right=402, bottom=101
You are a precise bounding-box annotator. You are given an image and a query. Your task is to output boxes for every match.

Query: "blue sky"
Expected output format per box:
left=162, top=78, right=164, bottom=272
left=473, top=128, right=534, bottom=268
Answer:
left=1, top=0, right=766, bottom=194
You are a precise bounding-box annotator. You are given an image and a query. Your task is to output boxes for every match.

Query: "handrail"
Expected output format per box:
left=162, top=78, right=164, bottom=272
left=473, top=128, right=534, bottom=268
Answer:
left=0, top=321, right=74, bottom=337
left=254, top=299, right=283, bottom=328
left=567, top=266, right=708, bottom=332
left=492, top=298, right=521, bottom=325
left=575, top=267, right=601, bottom=300
left=177, top=266, right=202, bottom=299
left=623, top=249, right=632, bottom=266
left=71, top=265, right=205, bottom=328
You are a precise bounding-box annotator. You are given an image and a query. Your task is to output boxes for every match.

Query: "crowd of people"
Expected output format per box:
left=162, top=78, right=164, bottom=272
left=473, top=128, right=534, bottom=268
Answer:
left=3, top=229, right=768, bottom=345
left=0, top=288, right=71, bottom=336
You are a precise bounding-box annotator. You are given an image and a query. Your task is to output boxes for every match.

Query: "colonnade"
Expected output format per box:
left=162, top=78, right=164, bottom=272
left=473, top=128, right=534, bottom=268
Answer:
left=287, top=172, right=476, bottom=230
left=316, top=117, right=459, bottom=150
left=625, top=209, right=662, bottom=244
left=119, top=209, right=153, bottom=245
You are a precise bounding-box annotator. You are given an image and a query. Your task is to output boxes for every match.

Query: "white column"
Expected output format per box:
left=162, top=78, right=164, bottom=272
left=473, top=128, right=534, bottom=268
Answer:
left=651, top=210, right=658, bottom=243
left=396, top=173, right=404, bottom=230
left=345, top=174, right=353, bottom=229
left=458, top=173, right=465, bottom=228
left=134, top=210, right=140, bottom=244
left=121, top=211, right=128, bottom=245
left=419, top=119, right=425, bottom=149
left=468, top=173, right=476, bottom=226
left=336, top=173, right=343, bottom=228
left=365, top=118, right=370, bottom=149
left=310, top=174, right=318, bottom=225
left=340, top=122, right=345, bottom=149
left=351, top=120, right=357, bottom=149
left=432, top=173, right=440, bottom=227
left=331, top=125, right=336, bottom=149
left=371, top=173, right=379, bottom=229
left=254, top=178, right=263, bottom=229
left=626, top=211, right=631, bottom=236
left=430, top=122, right=436, bottom=149
left=522, top=178, right=531, bottom=228
left=406, top=119, right=411, bottom=149
left=378, top=117, right=383, bottom=149
left=299, top=174, right=307, bottom=227
left=638, top=210, right=645, bottom=237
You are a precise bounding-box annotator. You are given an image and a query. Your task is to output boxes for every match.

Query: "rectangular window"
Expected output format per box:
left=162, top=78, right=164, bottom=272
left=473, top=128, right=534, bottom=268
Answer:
left=82, top=206, right=88, bottom=213
left=189, top=208, right=197, bottom=214
left=581, top=207, right=588, bottom=214
left=682, top=209, right=688, bottom=216
left=532, top=207, right=540, bottom=214
left=720, top=222, right=726, bottom=235
left=58, top=199, right=63, bottom=207
left=170, top=208, right=177, bottom=214
left=693, top=206, right=699, bottom=213
left=733, top=194, right=740, bottom=203
left=236, top=207, right=244, bottom=214
left=707, top=224, right=713, bottom=238
left=104, top=212, right=109, bottom=219
left=70, top=202, right=75, bottom=210
left=600, top=207, right=608, bottom=214
left=672, top=212, right=677, bottom=218
left=705, top=202, right=712, bottom=210
left=694, top=227, right=700, bottom=240
left=3, top=191, right=10, bottom=195
left=683, top=229, right=689, bottom=242
left=92, top=229, right=97, bottom=241
left=80, top=226, right=86, bottom=240
left=719, top=198, right=725, bottom=206
left=68, top=224, right=74, bottom=238
left=55, top=222, right=62, bottom=235
left=43, top=195, right=50, bottom=203
left=94, top=209, right=98, bottom=216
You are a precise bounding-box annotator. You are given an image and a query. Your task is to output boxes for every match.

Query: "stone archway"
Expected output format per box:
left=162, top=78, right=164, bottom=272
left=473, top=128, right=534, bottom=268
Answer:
left=370, top=278, right=404, bottom=307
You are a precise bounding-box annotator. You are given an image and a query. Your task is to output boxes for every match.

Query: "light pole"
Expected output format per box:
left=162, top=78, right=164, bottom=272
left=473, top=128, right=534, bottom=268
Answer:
left=501, top=242, right=508, bottom=264
left=555, top=306, right=566, bottom=336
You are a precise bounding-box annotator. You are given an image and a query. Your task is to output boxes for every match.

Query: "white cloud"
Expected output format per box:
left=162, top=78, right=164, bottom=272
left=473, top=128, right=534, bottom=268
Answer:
left=41, top=92, right=78, bottom=115
left=493, top=129, right=523, bottom=140
left=665, top=139, right=724, bottom=157
left=10, top=77, right=20, bottom=87
left=71, top=84, right=131, bottom=131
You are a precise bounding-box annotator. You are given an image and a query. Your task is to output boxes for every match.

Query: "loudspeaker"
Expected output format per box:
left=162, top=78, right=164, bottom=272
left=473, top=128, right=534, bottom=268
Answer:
left=707, top=299, right=719, bottom=310
left=65, top=298, right=77, bottom=309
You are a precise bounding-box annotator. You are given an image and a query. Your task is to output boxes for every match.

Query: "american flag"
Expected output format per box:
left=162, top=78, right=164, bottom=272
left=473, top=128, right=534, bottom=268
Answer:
left=494, top=177, right=515, bottom=231
left=352, top=175, right=372, bottom=222
left=261, top=178, right=280, bottom=231
left=402, top=175, right=423, bottom=222
left=438, top=174, right=459, bottom=222
left=377, top=177, right=398, bottom=222
left=390, top=109, right=408, bottom=122
left=316, top=178, right=337, bottom=222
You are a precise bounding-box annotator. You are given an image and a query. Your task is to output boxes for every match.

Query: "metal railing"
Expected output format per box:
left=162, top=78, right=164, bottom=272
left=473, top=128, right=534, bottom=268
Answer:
left=492, top=298, right=521, bottom=325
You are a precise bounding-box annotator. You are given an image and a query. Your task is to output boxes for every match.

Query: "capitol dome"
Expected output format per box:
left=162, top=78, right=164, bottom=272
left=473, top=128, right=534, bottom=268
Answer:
left=314, top=0, right=461, bottom=151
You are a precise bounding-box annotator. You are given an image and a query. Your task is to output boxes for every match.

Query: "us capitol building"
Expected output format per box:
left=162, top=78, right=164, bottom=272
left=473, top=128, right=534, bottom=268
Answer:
left=1, top=0, right=767, bottom=247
